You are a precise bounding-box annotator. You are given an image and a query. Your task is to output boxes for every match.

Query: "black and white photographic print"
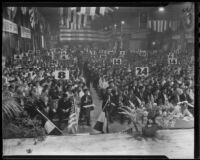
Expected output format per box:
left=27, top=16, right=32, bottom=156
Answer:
left=2, top=2, right=198, bottom=159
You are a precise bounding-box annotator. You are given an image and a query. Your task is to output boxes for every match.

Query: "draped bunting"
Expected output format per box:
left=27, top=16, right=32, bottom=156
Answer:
left=59, top=7, right=116, bottom=30
left=147, top=19, right=180, bottom=32
left=59, top=27, right=112, bottom=42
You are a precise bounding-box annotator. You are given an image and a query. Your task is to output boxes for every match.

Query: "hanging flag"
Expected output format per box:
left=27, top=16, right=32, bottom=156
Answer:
left=90, top=7, right=96, bottom=16
left=76, top=7, right=81, bottom=13
left=59, top=7, right=64, bottom=16
left=100, top=7, right=106, bottom=16
left=21, top=7, right=27, bottom=15
left=8, top=7, right=17, bottom=20
left=78, top=14, right=82, bottom=29
left=169, top=20, right=172, bottom=29
left=95, top=7, right=100, bottom=16
left=139, top=12, right=147, bottom=29
left=71, top=7, right=76, bottom=11
left=67, top=7, right=71, bottom=24
left=147, top=20, right=151, bottom=29
left=81, top=14, right=84, bottom=27
left=163, top=20, right=167, bottom=31
left=73, top=9, right=77, bottom=30
left=157, top=20, right=160, bottom=32
left=67, top=98, right=78, bottom=134
left=80, top=7, right=86, bottom=14
left=106, top=7, right=115, bottom=12
left=64, top=8, right=69, bottom=27
left=153, top=20, right=157, bottom=32
left=83, top=15, right=87, bottom=27
left=36, top=108, right=63, bottom=135
left=29, top=8, right=36, bottom=28
left=160, top=20, right=163, bottom=32
left=86, top=7, right=91, bottom=15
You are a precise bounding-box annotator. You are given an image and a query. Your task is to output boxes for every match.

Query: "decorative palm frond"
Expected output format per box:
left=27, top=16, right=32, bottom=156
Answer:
left=2, top=91, right=23, bottom=120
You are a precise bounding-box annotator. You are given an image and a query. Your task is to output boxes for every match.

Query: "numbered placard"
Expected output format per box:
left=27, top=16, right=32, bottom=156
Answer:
left=139, top=50, right=147, bottom=57
left=168, top=52, right=174, bottom=59
left=135, top=67, right=149, bottom=77
left=36, top=50, right=40, bottom=54
left=120, top=51, right=125, bottom=56
left=113, top=58, right=122, bottom=65
left=168, top=58, right=177, bottom=65
left=14, top=54, right=22, bottom=60
left=54, top=70, right=69, bottom=80
left=60, top=54, right=69, bottom=60
left=108, top=50, right=113, bottom=54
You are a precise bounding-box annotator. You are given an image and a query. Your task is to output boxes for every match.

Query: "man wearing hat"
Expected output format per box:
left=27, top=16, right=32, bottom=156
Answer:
left=80, top=87, right=93, bottom=126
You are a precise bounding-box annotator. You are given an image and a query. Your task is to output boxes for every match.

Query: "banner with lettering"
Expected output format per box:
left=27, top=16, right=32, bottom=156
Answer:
left=21, top=26, right=31, bottom=39
left=3, top=18, right=18, bottom=34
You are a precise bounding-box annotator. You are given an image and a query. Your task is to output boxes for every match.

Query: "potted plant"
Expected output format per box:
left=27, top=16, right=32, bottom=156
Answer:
left=119, top=102, right=178, bottom=137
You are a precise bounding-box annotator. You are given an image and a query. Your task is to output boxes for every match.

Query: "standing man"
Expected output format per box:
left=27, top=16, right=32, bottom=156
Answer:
left=80, top=88, right=93, bottom=126
left=57, top=93, right=72, bottom=130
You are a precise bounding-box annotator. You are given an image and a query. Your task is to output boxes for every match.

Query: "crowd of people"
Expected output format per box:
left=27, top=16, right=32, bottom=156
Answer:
left=83, top=48, right=194, bottom=124
left=2, top=46, right=194, bottom=133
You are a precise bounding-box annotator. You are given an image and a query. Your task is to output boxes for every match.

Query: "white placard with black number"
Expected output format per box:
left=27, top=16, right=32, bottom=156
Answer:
left=14, top=55, right=22, bottom=60
left=54, top=70, right=69, bottom=80
left=113, top=58, right=122, bottom=65
left=139, top=50, right=147, bottom=57
left=168, top=58, right=177, bottom=65
left=60, top=54, right=69, bottom=60
left=168, top=52, right=174, bottom=59
left=135, top=67, right=149, bottom=77
left=120, top=51, right=125, bottom=56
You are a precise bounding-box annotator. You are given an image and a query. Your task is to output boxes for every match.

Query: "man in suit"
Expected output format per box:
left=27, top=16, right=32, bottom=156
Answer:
left=57, top=93, right=72, bottom=130
left=80, top=88, right=93, bottom=126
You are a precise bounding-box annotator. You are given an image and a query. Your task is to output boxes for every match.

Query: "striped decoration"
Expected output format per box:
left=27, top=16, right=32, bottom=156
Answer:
left=59, top=27, right=112, bottom=42
left=147, top=19, right=180, bottom=32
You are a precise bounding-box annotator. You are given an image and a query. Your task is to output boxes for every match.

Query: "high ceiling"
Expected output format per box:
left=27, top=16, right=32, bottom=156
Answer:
left=38, top=3, right=193, bottom=32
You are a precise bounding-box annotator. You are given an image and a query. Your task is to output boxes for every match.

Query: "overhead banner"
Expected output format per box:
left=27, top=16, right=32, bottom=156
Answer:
left=3, top=18, right=18, bottom=34
left=21, top=26, right=31, bottom=39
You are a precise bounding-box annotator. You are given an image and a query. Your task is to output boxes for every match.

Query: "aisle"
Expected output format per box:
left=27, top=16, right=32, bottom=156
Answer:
left=77, top=84, right=103, bottom=134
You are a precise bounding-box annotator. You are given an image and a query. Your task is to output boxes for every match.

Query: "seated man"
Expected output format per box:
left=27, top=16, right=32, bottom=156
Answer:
left=57, top=93, right=72, bottom=130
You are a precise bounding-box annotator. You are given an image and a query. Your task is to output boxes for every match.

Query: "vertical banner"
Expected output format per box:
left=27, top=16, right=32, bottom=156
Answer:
left=68, top=7, right=71, bottom=28
left=160, top=20, right=163, bottom=32
left=41, top=35, right=44, bottom=48
left=157, top=20, right=160, bottom=32
left=73, top=9, right=77, bottom=30
left=163, top=20, right=167, bottom=31
left=80, top=7, right=86, bottom=14
left=78, top=14, right=82, bottom=29
left=139, top=12, right=147, bottom=29
left=100, top=7, right=106, bottom=16
left=153, top=20, right=157, bottom=32
left=90, top=7, right=96, bottom=16
left=84, top=15, right=87, bottom=27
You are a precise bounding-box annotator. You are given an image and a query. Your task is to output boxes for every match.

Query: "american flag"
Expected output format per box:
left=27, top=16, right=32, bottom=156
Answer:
left=68, top=97, right=78, bottom=134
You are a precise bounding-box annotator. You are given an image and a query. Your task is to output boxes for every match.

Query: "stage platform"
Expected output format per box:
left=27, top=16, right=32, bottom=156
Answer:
left=3, top=129, right=194, bottom=159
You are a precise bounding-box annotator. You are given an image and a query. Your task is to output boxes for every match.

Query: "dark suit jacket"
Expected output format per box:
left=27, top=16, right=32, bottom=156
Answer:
left=81, top=95, right=93, bottom=107
left=57, top=98, right=72, bottom=114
